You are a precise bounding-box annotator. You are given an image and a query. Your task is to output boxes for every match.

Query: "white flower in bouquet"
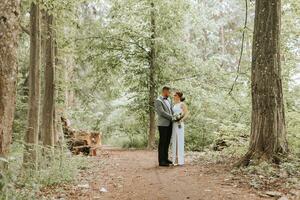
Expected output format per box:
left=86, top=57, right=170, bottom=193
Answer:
left=172, top=112, right=183, bottom=121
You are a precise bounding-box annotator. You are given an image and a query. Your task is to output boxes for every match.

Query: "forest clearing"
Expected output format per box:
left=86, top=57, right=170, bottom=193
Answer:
left=0, top=0, right=300, bottom=199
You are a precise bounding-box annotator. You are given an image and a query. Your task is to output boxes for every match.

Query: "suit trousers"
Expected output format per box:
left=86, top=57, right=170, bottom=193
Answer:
left=158, top=124, right=173, bottom=164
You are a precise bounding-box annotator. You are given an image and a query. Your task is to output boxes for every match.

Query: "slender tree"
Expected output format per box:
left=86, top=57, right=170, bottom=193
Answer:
left=65, top=61, right=75, bottom=108
left=23, top=1, right=41, bottom=167
left=0, top=0, right=20, bottom=169
left=238, top=0, right=288, bottom=166
left=54, top=42, right=63, bottom=145
left=147, top=2, right=157, bottom=149
left=41, top=12, right=55, bottom=147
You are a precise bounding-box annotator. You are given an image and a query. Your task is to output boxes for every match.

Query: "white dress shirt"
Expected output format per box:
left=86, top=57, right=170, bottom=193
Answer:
left=163, top=97, right=171, bottom=112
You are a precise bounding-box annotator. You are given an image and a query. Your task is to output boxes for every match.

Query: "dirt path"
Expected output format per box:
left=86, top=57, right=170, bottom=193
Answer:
left=40, top=148, right=271, bottom=200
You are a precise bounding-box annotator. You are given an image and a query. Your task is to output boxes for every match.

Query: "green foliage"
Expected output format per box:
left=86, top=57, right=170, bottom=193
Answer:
left=287, top=109, right=300, bottom=156
left=45, top=0, right=300, bottom=155
left=15, top=0, right=300, bottom=162
left=235, top=157, right=300, bottom=190
left=121, top=135, right=148, bottom=149
left=7, top=1, right=300, bottom=198
left=0, top=143, right=88, bottom=200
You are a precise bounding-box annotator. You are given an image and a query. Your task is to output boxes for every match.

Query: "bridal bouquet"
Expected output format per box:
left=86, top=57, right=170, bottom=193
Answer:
left=172, top=112, right=184, bottom=122
left=172, top=113, right=184, bottom=128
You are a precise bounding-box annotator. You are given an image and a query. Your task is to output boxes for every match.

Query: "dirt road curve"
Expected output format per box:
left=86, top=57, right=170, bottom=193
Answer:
left=41, top=149, right=271, bottom=200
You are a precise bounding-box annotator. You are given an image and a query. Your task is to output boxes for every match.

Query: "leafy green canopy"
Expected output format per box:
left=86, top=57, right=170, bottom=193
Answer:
left=15, top=0, right=300, bottom=152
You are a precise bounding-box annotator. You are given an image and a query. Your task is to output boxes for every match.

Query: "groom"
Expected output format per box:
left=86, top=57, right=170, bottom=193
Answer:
left=155, top=86, right=173, bottom=166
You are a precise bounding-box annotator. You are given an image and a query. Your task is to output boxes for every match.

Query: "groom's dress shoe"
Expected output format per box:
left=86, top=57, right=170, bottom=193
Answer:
left=167, top=160, right=172, bottom=164
left=159, top=163, right=169, bottom=167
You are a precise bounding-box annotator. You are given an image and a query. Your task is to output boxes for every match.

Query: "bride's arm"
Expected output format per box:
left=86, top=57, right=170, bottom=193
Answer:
left=181, top=103, right=189, bottom=121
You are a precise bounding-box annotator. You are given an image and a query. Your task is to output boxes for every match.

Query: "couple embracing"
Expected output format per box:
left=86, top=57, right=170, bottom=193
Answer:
left=155, top=86, right=189, bottom=167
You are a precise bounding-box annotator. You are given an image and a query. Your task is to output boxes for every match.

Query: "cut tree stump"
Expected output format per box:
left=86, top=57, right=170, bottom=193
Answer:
left=61, top=117, right=102, bottom=156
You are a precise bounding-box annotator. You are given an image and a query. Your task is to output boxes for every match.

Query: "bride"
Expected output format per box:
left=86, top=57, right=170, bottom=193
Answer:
left=171, top=91, right=189, bottom=166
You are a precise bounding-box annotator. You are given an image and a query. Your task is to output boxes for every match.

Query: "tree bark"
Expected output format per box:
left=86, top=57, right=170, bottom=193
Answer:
left=238, top=0, right=288, bottom=166
left=147, top=2, right=156, bottom=149
left=41, top=12, right=55, bottom=147
left=0, top=0, right=20, bottom=169
left=38, top=10, right=47, bottom=141
left=23, top=1, right=41, bottom=168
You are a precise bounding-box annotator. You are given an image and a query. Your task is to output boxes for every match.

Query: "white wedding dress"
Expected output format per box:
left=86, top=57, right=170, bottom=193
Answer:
left=171, top=102, right=185, bottom=165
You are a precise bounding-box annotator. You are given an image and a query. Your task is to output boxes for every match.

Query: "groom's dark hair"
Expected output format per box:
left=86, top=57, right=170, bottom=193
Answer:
left=162, top=86, right=170, bottom=91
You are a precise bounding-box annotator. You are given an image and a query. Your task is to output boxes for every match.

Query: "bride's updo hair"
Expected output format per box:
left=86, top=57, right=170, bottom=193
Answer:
left=175, top=91, right=185, bottom=102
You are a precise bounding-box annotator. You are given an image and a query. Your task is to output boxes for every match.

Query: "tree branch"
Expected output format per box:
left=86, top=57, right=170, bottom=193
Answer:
left=75, top=35, right=150, bottom=55
left=228, top=0, right=248, bottom=95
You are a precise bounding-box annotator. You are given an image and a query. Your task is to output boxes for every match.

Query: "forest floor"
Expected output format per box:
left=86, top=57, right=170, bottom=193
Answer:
left=38, top=146, right=297, bottom=200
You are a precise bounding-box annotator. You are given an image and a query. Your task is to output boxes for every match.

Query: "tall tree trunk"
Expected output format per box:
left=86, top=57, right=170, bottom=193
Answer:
left=38, top=10, right=47, bottom=141
left=65, top=60, right=75, bottom=108
left=0, top=0, right=20, bottom=169
left=41, top=12, right=55, bottom=147
left=147, top=2, right=156, bottom=149
left=219, top=0, right=225, bottom=58
left=23, top=1, right=41, bottom=168
left=54, top=41, right=63, bottom=145
left=65, top=61, right=75, bottom=108
left=238, top=0, right=288, bottom=166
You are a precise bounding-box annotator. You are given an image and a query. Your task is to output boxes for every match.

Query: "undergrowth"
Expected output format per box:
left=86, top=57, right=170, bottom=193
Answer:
left=187, top=134, right=300, bottom=194
left=0, top=142, right=89, bottom=200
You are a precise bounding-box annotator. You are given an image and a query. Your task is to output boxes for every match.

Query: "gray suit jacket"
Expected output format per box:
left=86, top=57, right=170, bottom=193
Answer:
left=155, top=96, right=173, bottom=127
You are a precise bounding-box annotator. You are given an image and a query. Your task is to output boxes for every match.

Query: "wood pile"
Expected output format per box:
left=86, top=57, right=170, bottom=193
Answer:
left=61, top=117, right=102, bottom=156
